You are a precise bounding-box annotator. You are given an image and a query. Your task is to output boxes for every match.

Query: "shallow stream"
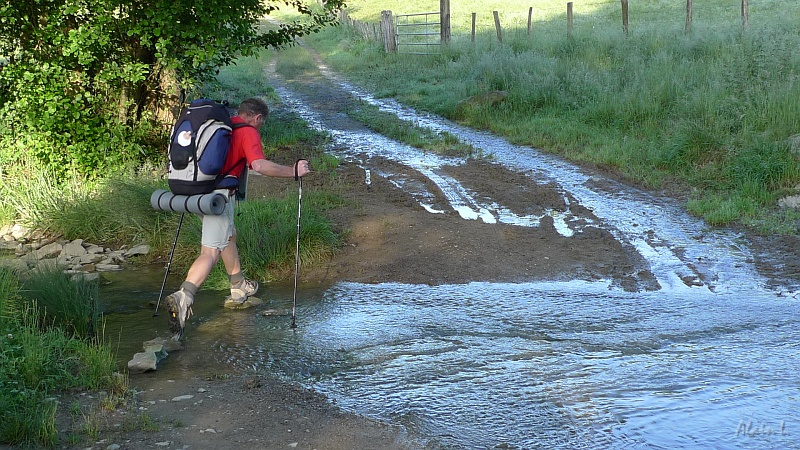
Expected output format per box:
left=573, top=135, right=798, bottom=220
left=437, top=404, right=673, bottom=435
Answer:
left=102, top=70, right=799, bottom=449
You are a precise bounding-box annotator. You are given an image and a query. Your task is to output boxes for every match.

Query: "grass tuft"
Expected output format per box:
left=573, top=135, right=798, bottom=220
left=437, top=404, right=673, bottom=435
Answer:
left=20, top=264, right=100, bottom=340
left=202, top=190, right=341, bottom=288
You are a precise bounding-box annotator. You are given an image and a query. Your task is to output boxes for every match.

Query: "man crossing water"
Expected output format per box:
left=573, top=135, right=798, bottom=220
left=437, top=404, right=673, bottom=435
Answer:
left=166, top=97, right=311, bottom=338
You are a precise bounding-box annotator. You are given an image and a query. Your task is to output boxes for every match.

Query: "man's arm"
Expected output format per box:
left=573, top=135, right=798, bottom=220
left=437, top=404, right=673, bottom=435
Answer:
left=251, top=159, right=310, bottom=178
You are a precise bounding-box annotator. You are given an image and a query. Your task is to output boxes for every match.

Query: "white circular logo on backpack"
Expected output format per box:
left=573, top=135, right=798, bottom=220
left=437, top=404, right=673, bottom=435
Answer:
left=178, top=131, right=192, bottom=147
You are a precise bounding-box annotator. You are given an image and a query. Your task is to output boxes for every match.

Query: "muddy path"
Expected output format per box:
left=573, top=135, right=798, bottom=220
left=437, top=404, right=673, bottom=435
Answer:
left=291, top=157, right=656, bottom=291
left=263, top=51, right=660, bottom=292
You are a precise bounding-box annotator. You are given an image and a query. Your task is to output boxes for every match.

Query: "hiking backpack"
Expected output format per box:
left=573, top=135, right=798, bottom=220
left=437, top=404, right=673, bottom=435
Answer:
left=167, top=99, right=247, bottom=196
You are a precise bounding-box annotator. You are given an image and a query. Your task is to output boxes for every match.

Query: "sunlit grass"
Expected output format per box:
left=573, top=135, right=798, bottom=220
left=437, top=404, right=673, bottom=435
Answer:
left=335, top=0, right=800, bottom=33
left=198, top=188, right=341, bottom=288
left=0, top=159, right=177, bottom=252
left=197, top=49, right=277, bottom=104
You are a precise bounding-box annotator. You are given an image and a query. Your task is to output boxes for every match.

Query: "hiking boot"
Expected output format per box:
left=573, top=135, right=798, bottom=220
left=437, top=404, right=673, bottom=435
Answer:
left=230, top=278, right=258, bottom=303
left=167, top=289, right=194, bottom=337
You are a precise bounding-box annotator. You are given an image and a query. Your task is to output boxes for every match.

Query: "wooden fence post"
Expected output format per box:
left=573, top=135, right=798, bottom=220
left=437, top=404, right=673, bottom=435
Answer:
left=527, top=7, right=533, bottom=35
left=685, top=0, right=692, bottom=34
left=381, top=10, right=396, bottom=53
left=741, top=0, right=749, bottom=30
left=440, top=0, right=451, bottom=44
left=493, top=11, right=503, bottom=44
left=621, top=0, right=629, bottom=35
left=471, top=13, right=477, bottom=42
left=567, top=2, right=574, bottom=38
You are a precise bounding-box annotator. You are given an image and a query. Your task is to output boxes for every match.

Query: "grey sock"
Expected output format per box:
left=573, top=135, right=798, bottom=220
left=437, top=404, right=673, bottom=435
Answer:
left=180, top=281, right=199, bottom=297
left=229, top=271, right=244, bottom=288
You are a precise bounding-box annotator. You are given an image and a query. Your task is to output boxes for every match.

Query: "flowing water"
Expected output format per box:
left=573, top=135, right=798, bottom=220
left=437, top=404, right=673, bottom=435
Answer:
left=102, top=69, right=799, bottom=449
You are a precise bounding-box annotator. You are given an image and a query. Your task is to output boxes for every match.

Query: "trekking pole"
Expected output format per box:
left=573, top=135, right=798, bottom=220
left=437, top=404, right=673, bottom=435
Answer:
left=291, top=165, right=304, bottom=329
left=154, top=212, right=185, bottom=316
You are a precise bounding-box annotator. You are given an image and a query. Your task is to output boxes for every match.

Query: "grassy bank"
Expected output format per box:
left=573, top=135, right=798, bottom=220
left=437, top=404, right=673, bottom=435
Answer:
left=0, top=267, right=128, bottom=447
left=300, top=0, right=800, bottom=233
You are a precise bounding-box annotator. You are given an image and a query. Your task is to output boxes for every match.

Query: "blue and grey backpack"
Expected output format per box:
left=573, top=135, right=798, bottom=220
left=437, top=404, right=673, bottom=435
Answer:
left=167, top=99, right=248, bottom=196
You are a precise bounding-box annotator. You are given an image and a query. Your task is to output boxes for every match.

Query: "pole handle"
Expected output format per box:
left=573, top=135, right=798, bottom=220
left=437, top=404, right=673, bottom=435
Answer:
left=294, top=159, right=309, bottom=181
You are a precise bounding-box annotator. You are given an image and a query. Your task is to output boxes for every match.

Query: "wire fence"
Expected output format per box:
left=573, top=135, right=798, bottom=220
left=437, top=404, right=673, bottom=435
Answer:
left=340, top=1, right=788, bottom=52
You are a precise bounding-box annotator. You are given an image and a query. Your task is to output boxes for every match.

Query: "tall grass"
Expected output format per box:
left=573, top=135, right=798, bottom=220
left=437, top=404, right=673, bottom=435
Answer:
left=0, top=266, right=19, bottom=324
left=241, top=191, right=339, bottom=274
left=304, top=0, right=800, bottom=232
left=0, top=159, right=179, bottom=251
left=0, top=159, right=86, bottom=232
left=196, top=187, right=342, bottom=288
left=334, top=0, right=800, bottom=32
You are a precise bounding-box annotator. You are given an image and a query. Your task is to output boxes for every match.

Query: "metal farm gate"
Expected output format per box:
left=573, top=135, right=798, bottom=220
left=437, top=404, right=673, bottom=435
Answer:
left=395, top=12, right=441, bottom=54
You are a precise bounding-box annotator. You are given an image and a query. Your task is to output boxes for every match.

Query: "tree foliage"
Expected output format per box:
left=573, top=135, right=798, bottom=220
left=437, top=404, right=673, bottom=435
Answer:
left=0, top=0, right=344, bottom=178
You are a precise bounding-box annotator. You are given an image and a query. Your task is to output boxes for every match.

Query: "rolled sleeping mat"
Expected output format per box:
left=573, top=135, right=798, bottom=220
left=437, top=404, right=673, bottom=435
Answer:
left=150, top=189, right=228, bottom=215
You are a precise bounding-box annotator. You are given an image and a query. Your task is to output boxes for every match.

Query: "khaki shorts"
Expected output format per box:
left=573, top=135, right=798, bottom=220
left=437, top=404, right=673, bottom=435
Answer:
left=200, top=190, right=234, bottom=251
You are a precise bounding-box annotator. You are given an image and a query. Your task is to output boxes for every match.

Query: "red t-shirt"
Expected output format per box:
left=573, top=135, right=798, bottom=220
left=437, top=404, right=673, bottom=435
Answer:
left=222, top=116, right=266, bottom=180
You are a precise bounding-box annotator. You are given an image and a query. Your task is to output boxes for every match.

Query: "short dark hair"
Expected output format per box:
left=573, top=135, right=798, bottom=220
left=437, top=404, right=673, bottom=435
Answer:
left=237, top=97, right=269, bottom=117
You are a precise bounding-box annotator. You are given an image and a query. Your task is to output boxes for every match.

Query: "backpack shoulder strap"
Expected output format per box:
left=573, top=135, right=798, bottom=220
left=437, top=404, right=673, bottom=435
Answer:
left=216, top=122, right=256, bottom=186
left=231, top=122, right=254, bottom=130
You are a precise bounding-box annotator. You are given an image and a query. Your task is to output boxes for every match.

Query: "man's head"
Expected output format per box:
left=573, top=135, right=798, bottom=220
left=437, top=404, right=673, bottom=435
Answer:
left=237, top=97, right=269, bottom=129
